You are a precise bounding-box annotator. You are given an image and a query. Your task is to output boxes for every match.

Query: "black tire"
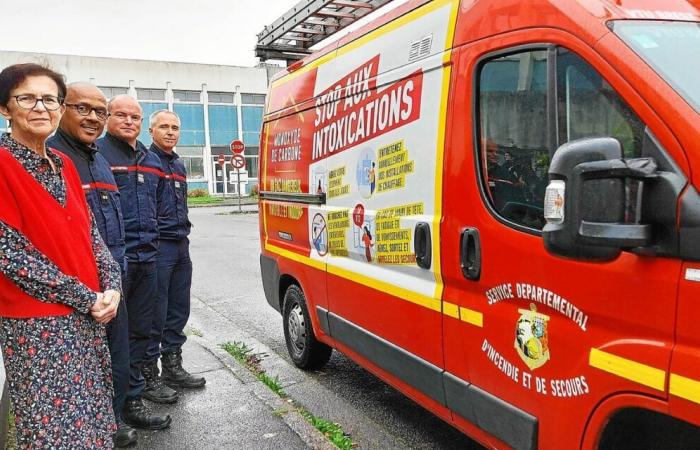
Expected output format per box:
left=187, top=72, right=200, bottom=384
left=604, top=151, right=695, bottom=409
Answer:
left=282, top=284, right=332, bottom=370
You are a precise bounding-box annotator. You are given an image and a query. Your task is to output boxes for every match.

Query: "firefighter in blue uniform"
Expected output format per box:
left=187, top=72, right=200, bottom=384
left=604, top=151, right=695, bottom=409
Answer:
left=97, top=95, right=173, bottom=431
left=47, top=83, right=136, bottom=448
left=143, top=110, right=206, bottom=394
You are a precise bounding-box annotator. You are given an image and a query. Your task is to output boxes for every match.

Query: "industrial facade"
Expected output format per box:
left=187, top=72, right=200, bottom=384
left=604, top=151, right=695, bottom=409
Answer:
left=0, top=51, right=279, bottom=194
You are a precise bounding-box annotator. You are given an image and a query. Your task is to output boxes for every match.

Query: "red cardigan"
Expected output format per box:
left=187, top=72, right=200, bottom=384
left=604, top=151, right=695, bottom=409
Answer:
left=0, top=147, right=99, bottom=318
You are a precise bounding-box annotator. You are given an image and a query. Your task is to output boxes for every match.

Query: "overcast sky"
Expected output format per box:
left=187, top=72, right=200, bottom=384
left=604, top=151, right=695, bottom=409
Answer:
left=1, top=0, right=407, bottom=67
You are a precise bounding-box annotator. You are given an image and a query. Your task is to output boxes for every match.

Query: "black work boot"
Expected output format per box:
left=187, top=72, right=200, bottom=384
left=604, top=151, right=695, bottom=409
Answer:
left=122, top=398, right=172, bottom=430
left=142, top=359, right=179, bottom=404
left=161, top=349, right=206, bottom=389
left=113, top=419, right=138, bottom=448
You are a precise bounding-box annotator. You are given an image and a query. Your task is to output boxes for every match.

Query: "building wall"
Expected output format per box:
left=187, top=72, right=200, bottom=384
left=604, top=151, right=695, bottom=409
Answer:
left=0, top=51, right=272, bottom=195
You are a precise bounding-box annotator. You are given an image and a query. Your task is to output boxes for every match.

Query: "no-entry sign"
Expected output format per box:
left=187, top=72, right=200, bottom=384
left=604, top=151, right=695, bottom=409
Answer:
left=217, top=154, right=226, bottom=166
left=230, top=139, right=245, bottom=154
left=231, top=154, right=246, bottom=169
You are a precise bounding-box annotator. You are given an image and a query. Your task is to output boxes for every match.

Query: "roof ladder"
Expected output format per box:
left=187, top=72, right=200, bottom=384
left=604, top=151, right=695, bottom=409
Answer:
left=256, top=0, right=395, bottom=64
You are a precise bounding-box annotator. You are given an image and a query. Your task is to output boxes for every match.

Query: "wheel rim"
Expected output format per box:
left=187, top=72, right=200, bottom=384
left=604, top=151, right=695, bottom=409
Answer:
left=287, top=303, right=306, bottom=357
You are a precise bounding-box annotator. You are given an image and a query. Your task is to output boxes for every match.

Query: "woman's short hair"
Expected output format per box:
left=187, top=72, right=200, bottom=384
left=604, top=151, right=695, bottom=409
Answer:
left=0, top=63, right=67, bottom=107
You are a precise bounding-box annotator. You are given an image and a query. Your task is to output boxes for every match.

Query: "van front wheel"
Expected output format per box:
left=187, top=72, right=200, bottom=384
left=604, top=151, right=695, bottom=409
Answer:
left=282, top=285, right=332, bottom=370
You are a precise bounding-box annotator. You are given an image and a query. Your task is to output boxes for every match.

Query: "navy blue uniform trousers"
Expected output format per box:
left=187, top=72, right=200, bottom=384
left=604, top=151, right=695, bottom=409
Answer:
left=106, top=299, right=129, bottom=418
left=124, top=261, right=158, bottom=400
left=146, top=239, right=192, bottom=361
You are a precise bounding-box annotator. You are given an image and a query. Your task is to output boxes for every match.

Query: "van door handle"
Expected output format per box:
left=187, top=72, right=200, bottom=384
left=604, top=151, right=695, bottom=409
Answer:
left=461, top=228, right=481, bottom=280
left=414, top=222, right=432, bottom=270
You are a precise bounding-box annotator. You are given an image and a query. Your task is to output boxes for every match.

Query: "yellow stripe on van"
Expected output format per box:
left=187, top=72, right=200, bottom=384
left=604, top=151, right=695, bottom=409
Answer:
left=261, top=122, right=270, bottom=247
left=670, top=373, right=700, bottom=405
left=265, top=244, right=326, bottom=272
left=327, top=264, right=442, bottom=312
left=459, top=307, right=484, bottom=328
left=443, top=301, right=459, bottom=319
left=589, top=348, right=666, bottom=391
left=271, top=0, right=460, bottom=89
left=431, top=0, right=459, bottom=304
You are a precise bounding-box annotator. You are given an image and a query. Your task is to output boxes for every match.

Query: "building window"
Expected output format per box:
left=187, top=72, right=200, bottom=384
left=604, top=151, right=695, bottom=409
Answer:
left=99, top=86, right=129, bottom=98
left=242, top=106, right=263, bottom=146
left=245, top=146, right=259, bottom=179
left=208, top=105, right=239, bottom=146
left=136, top=88, right=166, bottom=101
left=240, top=93, right=266, bottom=105
left=137, top=102, right=169, bottom=146
left=176, top=147, right=205, bottom=180
left=173, top=90, right=201, bottom=103
left=208, top=92, right=235, bottom=104
left=173, top=104, right=205, bottom=146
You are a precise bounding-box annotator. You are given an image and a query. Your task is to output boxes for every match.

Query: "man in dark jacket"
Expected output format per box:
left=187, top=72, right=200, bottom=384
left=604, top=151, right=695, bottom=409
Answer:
left=97, top=95, right=173, bottom=431
left=47, top=83, right=137, bottom=448
left=144, top=110, right=205, bottom=393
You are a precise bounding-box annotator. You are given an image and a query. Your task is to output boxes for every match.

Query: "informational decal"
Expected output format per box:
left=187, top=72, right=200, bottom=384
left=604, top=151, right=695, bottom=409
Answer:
left=356, top=148, right=376, bottom=199
left=311, top=55, right=423, bottom=162
left=311, top=213, right=328, bottom=256
left=375, top=202, right=423, bottom=265
left=270, top=128, right=302, bottom=163
left=376, top=140, right=415, bottom=193
left=327, top=209, right=350, bottom=257
left=328, top=166, right=350, bottom=198
left=268, top=203, right=304, bottom=220
left=264, top=0, right=457, bottom=301
left=480, top=283, right=591, bottom=398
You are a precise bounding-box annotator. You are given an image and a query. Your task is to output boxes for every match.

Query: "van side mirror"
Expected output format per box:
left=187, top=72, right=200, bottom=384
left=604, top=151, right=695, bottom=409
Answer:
left=542, top=138, right=657, bottom=261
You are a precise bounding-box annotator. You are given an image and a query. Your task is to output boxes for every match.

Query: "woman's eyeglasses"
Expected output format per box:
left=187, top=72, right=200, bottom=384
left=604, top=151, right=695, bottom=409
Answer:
left=13, top=94, right=63, bottom=111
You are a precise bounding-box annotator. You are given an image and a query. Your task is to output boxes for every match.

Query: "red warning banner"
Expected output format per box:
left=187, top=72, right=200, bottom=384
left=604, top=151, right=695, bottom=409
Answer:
left=311, top=55, right=423, bottom=162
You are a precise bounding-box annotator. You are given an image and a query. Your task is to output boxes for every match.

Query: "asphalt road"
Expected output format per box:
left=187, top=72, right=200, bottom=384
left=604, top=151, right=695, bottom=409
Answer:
left=187, top=206, right=483, bottom=450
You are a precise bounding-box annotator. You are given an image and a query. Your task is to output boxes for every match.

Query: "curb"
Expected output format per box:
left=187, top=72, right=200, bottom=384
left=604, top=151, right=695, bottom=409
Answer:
left=188, top=334, right=337, bottom=450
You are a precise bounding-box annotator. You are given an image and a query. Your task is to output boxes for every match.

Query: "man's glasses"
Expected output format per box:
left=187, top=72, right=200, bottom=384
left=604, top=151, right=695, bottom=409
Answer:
left=13, top=94, right=63, bottom=111
left=110, top=112, right=143, bottom=123
left=65, top=103, right=108, bottom=120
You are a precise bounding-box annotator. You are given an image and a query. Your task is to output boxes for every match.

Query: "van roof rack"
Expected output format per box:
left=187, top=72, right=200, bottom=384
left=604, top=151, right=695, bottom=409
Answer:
left=256, top=0, right=394, bottom=64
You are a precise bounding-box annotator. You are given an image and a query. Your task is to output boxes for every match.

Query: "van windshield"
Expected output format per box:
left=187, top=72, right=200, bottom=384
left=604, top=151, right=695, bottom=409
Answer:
left=613, top=20, right=700, bottom=114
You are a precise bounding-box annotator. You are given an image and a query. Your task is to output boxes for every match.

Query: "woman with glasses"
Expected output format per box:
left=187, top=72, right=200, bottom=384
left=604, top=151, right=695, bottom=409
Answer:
left=0, top=63, right=121, bottom=448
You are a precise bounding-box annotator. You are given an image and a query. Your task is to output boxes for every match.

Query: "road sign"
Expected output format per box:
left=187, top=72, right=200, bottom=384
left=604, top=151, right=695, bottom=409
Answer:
left=217, top=154, right=226, bottom=166
left=230, top=139, right=245, bottom=155
left=231, top=154, right=246, bottom=169
left=229, top=170, right=248, bottom=183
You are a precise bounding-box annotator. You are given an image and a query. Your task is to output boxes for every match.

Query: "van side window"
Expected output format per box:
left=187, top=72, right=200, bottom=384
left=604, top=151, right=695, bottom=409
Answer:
left=478, top=50, right=550, bottom=230
left=477, top=48, right=646, bottom=230
left=556, top=49, right=644, bottom=158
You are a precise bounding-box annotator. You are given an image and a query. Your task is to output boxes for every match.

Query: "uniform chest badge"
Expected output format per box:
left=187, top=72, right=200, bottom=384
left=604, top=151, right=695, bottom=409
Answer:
left=515, top=304, right=550, bottom=370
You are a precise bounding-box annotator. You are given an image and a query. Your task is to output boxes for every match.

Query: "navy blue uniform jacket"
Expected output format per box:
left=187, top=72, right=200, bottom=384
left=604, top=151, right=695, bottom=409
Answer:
left=97, top=133, right=164, bottom=263
left=151, top=144, right=191, bottom=241
left=47, top=128, right=127, bottom=272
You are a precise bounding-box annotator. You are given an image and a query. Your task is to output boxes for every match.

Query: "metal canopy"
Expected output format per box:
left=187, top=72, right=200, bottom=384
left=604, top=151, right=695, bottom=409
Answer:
left=256, top=0, right=393, bottom=64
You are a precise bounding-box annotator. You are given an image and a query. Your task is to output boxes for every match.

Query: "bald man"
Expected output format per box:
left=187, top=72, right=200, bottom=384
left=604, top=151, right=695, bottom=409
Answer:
left=97, top=95, right=172, bottom=431
left=47, top=83, right=137, bottom=447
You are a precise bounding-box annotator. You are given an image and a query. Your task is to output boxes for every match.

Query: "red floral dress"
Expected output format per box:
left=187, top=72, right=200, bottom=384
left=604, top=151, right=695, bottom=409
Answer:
left=0, top=134, right=120, bottom=449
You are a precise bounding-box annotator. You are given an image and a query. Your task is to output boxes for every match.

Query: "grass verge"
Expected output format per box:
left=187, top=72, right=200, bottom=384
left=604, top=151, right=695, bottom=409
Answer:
left=6, top=408, right=16, bottom=450
left=187, top=195, right=224, bottom=206
left=221, top=341, right=355, bottom=450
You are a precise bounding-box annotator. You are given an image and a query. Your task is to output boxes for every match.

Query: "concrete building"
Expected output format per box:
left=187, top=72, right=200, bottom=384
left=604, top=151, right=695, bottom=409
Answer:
left=0, top=51, right=279, bottom=194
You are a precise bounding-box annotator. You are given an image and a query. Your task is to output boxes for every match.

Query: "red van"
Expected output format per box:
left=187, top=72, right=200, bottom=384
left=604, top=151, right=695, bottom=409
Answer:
left=258, top=1, right=700, bottom=448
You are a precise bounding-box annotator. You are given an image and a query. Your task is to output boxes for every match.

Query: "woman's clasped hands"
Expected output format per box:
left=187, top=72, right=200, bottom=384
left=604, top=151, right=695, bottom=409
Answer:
left=90, top=289, right=120, bottom=324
